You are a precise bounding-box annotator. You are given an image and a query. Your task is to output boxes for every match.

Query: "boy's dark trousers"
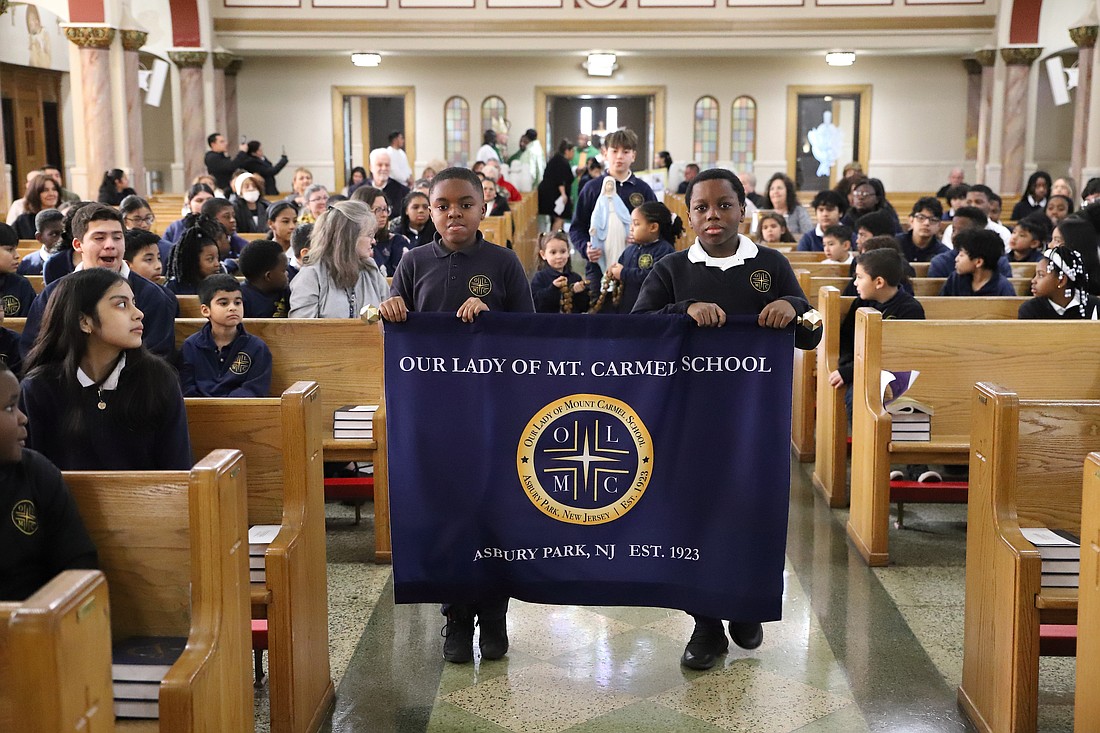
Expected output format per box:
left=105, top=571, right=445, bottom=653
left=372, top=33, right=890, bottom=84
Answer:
left=441, top=598, right=509, bottom=621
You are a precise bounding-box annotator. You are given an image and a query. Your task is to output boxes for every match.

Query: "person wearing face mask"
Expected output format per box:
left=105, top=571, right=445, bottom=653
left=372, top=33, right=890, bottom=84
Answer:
left=230, top=173, right=270, bottom=234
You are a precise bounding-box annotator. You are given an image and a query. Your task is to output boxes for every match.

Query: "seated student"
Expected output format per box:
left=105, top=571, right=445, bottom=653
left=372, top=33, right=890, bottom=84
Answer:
left=821, top=225, right=854, bottom=265
left=0, top=309, right=21, bottom=376
left=390, top=191, right=435, bottom=250
left=897, top=197, right=950, bottom=263
left=928, top=206, right=1013, bottom=278
left=481, top=176, right=511, bottom=218
left=843, top=235, right=915, bottom=296
left=608, top=201, right=682, bottom=313
left=165, top=221, right=223, bottom=296
left=676, top=163, right=699, bottom=195
left=237, top=239, right=290, bottom=318
left=162, top=183, right=215, bottom=246
left=180, top=274, right=273, bottom=397
left=0, top=359, right=98, bottom=601
left=530, top=231, right=590, bottom=314
left=797, top=190, right=847, bottom=252
left=757, top=212, right=795, bottom=247
left=199, top=196, right=248, bottom=269
left=1083, top=177, right=1100, bottom=206
left=42, top=202, right=92, bottom=286
left=940, top=228, right=1017, bottom=296
left=19, top=268, right=192, bottom=471
left=1055, top=215, right=1100, bottom=295
left=1011, top=171, right=1051, bottom=221
left=941, top=184, right=1010, bottom=248
left=828, top=247, right=924, bottom=412
left=988, top=192, right=1003, bottom=223
left=17, top=210, right=62, bottom=276
left=289, top=223, right=312, bottom=279
left=1046, top=194, right=1074, bottom=229
left=123, top=229, right=164, bottom=283
left=0, top=233, right=34, bottom=318
left=942, top=184, right=969, bottom=221
left=1019, top=245, right=1100, bottom=319
left=20, top=204, right=178, bottom=360
left=266, top=201, right=300, bottom=281
left=1007, top=213, right=1049, bottom=263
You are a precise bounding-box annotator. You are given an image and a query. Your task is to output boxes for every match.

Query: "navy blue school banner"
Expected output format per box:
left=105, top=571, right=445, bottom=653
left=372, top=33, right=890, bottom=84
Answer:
left=384, top=312, right=794, bottom=621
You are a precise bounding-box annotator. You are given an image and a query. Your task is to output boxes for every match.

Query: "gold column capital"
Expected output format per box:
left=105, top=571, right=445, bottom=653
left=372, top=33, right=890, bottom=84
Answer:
left=962, top=58, right=982, bottom=75
left=974, top=48, right=997, bottom=67
left=64, top=26, right=116, bottom=50
left=120, top=29, right=148, bottom=52
left=1070, top=25, right=1098, bottom=49
left=213, top=52, right=239, bottom=71
left=169, top=50, right=209, bottom=69
left=225, top=58, right=244, bottom=76
left=1000, top=46, right=1043, bottom=66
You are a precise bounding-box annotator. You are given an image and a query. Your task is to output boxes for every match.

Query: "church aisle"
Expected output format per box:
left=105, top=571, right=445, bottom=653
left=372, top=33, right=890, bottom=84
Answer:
left=309, top=459, right=1076, bottom=732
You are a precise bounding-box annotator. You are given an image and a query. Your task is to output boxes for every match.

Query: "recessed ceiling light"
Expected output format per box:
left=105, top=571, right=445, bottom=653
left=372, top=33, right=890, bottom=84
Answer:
left=351, top=53, right=381, bottom=67
left=825, top=51, right=856, bottom=67
left=584, top=53, right=618, bottom=77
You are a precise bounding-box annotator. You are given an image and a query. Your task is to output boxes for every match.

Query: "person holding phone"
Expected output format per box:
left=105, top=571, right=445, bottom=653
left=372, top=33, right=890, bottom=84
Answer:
left=204, top=132, right=250, bottom=193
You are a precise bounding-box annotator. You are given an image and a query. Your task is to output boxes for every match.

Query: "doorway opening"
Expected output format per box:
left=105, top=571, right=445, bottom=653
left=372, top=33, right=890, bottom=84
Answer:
left=786, top=85, right=871, bottom=191
left=331, top=86, right=415, bottom=194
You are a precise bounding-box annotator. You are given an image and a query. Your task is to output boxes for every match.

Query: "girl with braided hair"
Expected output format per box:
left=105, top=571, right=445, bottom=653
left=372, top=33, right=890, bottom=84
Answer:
left=165, top=216, right=223, bottom=295
left=1018, top=245, right=1100, bottom=319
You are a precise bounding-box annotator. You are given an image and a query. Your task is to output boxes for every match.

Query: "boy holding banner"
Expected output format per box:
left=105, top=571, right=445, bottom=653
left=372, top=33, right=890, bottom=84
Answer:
left=380, top=167, right=534, bottom=664
left=633, top=167, right=819, bottom=670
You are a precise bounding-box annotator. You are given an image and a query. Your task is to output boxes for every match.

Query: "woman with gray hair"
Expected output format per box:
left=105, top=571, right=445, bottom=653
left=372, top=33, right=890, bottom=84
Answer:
left=297, top=183, right=329, bottom=225
left=289, top=200, right=388, bottom=318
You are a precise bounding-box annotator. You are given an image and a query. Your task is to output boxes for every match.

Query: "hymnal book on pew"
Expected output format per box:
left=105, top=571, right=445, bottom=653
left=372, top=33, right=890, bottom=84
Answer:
left=334, top=428, right=374, bottom=439
left=112, top=636, right=186, bottom=682
left=886, top=397, right=932, bottom=442
left=1020, top=527, right=1081, bottom=561
left=248, top=524, right=280, bottom=555
left=114, top=698, right=158, bottom=719
left=334, top=405, right=377, bottom=439
left=113, top=681, right=160, bottom=700
left=334, top=404, right=378, bottom=420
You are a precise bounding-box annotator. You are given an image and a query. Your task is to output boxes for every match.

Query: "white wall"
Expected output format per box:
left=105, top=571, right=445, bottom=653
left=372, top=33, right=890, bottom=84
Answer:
left=235, top=52, right=969, bottom=195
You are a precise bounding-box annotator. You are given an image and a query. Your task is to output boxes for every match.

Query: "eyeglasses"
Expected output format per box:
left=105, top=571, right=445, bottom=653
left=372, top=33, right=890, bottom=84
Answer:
left=910, top=213, right=937, bottom=224
left=125, top=215, right=156, bottom=226
left=308, top=196, right=329, bottom=204
left=371, top=205, right=391, bottom=216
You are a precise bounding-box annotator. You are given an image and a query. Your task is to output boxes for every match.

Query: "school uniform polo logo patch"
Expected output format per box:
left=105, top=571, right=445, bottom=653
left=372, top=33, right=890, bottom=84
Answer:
left=639, top=253, right=654, bottom=269
left=750, top=270, right=772, bottom=293
left=469, top=275, right=493, bottom=298
left=628, top=193, right=645, bottom=209
left=1, top=295, right=20, bottom=317
left=229, top=352, right=252, bottom=375
left=12, top=499, right=37, bottom=535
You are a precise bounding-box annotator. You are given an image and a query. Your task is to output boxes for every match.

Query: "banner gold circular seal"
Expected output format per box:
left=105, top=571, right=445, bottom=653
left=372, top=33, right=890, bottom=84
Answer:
left=516, top=394, right=653, bottom=525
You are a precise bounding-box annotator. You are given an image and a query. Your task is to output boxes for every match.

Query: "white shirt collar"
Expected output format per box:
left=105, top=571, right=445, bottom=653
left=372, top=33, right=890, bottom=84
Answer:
left=815, top=223, right=825, bottom=237
left=1050, top=294, right=1081, bottom=316
left=687, top=234, right=758, bottom=271
left=285, top=246, right=299, bottom=269
left=77, top=353, right=127, bottom=390
left=38, top=245, right=52, bottom=261
left=74, top=260, right=131, bottom=278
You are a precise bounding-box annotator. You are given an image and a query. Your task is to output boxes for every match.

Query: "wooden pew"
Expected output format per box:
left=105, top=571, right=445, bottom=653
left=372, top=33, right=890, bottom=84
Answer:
left=0, top=570, right=115, bottom=733
left=794, top=272, right=1032, bottom=308
left=174, top=318, right=391, bottom=562
left=175, top=294, right=203, bottom=318
left=27, top=275, right=44, bottom=294
left=810, top=288, right=1024, bottom=506
left=185, top=382, right=333, bottom=733
left=848, top=313, right=1100, bottom=566
left=1076, top=452, right=1100, bottom=732
left=238, top=232, right=268, bottom=242
left=65, top=449, right=252, bottom=732
left=959, top=384, right=1100, bottom=733
left=18, top=241, right=38, bottom=258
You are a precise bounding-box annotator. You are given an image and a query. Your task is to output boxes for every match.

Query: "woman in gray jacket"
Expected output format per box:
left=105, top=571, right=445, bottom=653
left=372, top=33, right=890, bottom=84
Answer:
left=289, top=200, right=389, bottom=318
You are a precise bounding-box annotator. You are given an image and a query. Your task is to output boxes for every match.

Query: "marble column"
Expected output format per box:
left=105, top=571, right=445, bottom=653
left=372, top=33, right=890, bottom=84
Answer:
left=1070, top=24, right=1097, bottom=187
left=0, top=63, right=8, bottom=211
left=121, top=29, right=148, bottom=195
left=224, top=58, right=243, bottom=148
left=963, top=58, right=982, bottom=163
left=169, top=50, right=209, bottom=186
left=999, top=47, right=1042, bottom=196
left=974, top=49, right=996, bottom=185
left=65, top=26, right=117, bottom=191
left=212, top=52, right=233, bottom=142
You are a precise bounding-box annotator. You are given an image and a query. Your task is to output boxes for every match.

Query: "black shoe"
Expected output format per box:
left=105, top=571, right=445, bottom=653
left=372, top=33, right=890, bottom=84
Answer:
left=680, top=620, right=728, bottom=670
left=728, top=621, right=763, bottom=650
left=441, top=610, right=475, bottom=664
left=478, top=616, right=509, bottom=660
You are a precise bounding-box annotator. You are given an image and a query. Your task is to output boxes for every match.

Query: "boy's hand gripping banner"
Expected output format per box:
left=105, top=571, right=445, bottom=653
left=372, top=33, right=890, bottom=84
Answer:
left=384, top=313, right=794, bottom=621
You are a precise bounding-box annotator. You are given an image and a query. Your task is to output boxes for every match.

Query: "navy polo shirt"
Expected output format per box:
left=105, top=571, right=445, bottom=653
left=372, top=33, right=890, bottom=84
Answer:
left=241, top=281, right=289, bottom=318
left=0, top=273, right=36, bottom=317
left=179, top=322, right=273, bottom=397
left=896, top=231, right=950, bottom=263
left=389, top=233, right=534, bottom=314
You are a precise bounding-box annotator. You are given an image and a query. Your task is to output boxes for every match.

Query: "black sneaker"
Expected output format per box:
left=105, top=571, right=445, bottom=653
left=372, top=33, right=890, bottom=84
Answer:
left=680, top=619, right=728, bottom=670
left=441, top=610, right=475, bottom=664
left=478, top=616, right=509, bottom=660
left=728, top=621, right=764, bottom=650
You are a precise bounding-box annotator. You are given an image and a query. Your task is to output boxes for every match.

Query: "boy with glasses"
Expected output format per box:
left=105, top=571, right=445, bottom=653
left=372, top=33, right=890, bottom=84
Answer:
left=897, top=197, right=950, bottom=263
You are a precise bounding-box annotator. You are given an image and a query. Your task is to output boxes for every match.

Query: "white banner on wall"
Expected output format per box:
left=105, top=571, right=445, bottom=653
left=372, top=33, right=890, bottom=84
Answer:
left=0, top=4, right=70, bottom=72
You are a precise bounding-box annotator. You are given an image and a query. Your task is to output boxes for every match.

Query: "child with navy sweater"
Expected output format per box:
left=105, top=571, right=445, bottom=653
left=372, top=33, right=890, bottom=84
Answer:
left=16, top=210, right=62, bottom=276
left=166, top=219, right=223, bottom=295
left=180, top=274, right=273, bottom=397
left=530, top=231, right=589, bottom=313
left=608, top=201, right=680, bottom=313
left=0, top=234, right=35, bottom=317
left=1018, top=246, right=1100, bottom=319
left=940, top=229, right=1017, bottom=296
left=238, top=240, right=290, bottom=318
left=19, top=268, right=192, bottom=471
left=1007, top=214, right=1049, bottom=264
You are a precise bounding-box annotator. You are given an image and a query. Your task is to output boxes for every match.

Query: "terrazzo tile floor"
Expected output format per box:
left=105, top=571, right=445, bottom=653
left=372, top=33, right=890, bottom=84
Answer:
left=249, top=459, right=1079, bottom=732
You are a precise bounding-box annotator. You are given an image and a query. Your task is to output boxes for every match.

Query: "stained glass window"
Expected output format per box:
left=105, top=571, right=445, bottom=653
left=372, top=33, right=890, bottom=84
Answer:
left=481, top=96, right=507, bottom=141
left=693, top=96, right=719, bottom=166
left=444, top=96, right=470, bottom=167
left=730, top=96, right=757, bottom=172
